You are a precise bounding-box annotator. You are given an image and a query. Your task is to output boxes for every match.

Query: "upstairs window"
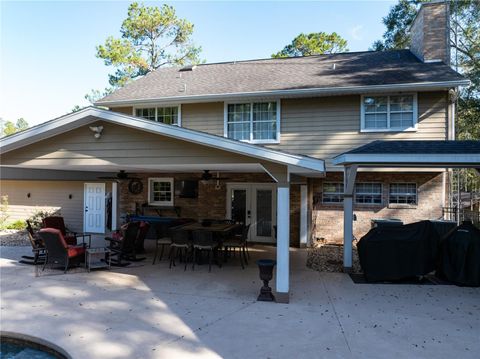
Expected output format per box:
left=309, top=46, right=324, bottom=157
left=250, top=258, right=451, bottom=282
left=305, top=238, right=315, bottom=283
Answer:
left=225, top=101, right=279, bottom=143
left=135, top=106, right=180, bottom=126
left=322, top=182, right=344, bottom=203
left=389, top=183, right=417, bottom=205
left=361, top=94, right=417, bottom=131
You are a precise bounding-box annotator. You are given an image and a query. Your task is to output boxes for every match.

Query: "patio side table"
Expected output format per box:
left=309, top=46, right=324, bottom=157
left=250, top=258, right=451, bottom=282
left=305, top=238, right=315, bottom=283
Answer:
left=85, top=247, right=111, bottom=272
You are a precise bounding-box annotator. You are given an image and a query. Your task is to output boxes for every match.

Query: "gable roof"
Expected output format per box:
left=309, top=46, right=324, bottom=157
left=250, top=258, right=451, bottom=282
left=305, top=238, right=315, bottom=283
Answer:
left=96, top=50, right=468, bottom=106
left=0, top=107, right=325, bottom=174
left=333, top=140, right=480, bottom=168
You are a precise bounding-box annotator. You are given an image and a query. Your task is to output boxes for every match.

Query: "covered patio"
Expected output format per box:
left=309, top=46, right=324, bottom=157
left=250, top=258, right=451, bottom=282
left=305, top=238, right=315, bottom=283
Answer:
left=0, top=107, right=326, bottom=303
left=333, top=140, right=480, bottom=270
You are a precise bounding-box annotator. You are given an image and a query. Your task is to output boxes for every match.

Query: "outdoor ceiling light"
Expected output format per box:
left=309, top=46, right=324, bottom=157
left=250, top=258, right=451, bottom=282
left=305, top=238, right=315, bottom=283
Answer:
left=89, top=126, right=104, bottom=139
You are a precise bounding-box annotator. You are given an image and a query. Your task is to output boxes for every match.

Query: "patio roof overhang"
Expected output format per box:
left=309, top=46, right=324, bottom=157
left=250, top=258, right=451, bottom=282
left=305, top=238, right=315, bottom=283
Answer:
left=332, top=140, right=480, bottom=271
left=0, top=107, right=326, bottom=303
left=0, top=107, right=325, bottom=180
left=333, top=140, right=480, bottom=168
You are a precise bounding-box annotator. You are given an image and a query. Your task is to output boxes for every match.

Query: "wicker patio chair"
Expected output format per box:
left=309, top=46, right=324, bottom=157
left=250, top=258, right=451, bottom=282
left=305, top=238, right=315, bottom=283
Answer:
left=105, top=221, right=141, bottom=266
left=38, top=228, right=86, bottom=273
left=42, top=216, right=90, bottom=246
left=19, top=220, right=46, bottom=265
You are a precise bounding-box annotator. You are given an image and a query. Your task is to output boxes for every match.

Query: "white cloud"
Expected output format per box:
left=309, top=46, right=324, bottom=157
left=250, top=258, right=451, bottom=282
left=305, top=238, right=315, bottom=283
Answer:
left=350, top=25, right=364, bottom=41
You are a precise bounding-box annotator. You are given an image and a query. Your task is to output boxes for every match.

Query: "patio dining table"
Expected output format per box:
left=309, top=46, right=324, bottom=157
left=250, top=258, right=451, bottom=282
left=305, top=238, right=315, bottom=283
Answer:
left=170, top=222, right=241, bottom=267
left=179, top=222, right=241, bottom=235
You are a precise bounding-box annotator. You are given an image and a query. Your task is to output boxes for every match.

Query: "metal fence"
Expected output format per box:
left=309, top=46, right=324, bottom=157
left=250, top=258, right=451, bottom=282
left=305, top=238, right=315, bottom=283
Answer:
left=442, top=207, right=480, bottom=228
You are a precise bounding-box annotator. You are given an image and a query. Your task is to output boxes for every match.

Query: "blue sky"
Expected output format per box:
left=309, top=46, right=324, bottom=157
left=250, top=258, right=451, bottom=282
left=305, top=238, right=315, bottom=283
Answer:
left=1, top=0, right=396, bottom=126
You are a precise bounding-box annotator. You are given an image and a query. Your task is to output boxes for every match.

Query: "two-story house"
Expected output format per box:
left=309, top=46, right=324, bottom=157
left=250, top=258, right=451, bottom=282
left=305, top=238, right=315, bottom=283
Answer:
left=0, top=1, right=468, bottom=301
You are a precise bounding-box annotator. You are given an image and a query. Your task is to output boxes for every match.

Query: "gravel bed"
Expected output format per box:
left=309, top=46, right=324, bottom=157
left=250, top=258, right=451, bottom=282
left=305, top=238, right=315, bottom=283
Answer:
left=0, top=230, right=30, bottom=247
left=307, top=241, right=362, bottom=273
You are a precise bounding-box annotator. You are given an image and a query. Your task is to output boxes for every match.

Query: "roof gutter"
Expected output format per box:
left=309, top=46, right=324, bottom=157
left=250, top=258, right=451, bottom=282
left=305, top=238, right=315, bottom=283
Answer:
left=333, top=153, right=480, bottom=167
left=95, top=80, right=470, bottom=106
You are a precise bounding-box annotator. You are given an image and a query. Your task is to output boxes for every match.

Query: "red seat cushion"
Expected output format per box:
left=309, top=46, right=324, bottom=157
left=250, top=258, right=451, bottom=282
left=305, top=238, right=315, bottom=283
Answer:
left=64, top=236, right=77, bottom=246
left=67, top=246, right=86, bottom=258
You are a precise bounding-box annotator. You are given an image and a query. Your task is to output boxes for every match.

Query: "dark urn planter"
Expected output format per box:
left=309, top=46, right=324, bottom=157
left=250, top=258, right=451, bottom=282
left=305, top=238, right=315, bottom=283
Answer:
left=256, top=259, right=276, bottom=302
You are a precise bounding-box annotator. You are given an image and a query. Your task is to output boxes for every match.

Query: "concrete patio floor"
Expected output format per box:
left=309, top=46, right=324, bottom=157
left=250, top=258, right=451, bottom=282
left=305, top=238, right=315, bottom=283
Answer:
left=1, top=242, right=479, bottom=359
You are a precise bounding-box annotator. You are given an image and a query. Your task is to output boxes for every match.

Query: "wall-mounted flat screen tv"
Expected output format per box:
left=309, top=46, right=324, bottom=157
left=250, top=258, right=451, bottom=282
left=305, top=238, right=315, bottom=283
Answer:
left=176, top=180, right=198, bottom=198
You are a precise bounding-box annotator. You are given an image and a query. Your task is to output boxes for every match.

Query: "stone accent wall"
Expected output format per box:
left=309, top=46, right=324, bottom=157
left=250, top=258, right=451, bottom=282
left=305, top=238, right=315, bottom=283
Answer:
left=311, top=172, right=444, bottom=244
left=410, top=1, right=450, bottom=64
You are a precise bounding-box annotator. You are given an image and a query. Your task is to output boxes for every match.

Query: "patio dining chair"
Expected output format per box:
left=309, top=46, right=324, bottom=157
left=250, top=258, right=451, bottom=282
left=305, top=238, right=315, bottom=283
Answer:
left=169, top=229, right=191, bottom=271
left=38, top=228, right=86, bottom=273
left=192, top=230, right=220, bottom=272
left=152, top=223, right=172, bottom=265
left=223, top=224, right=251, bottom=269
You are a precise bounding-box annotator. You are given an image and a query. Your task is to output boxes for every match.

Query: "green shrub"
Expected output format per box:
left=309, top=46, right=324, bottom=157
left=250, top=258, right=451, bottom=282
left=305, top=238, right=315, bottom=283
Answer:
left=0, top=195, right=9, bottom=227
left=27, top=209, right=61, bottom=230
left=3, top=220, right=26, bottom=230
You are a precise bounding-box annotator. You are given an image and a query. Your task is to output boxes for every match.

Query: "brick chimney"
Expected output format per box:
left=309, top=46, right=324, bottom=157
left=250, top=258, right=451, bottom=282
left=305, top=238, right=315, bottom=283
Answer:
left=409, top=0, right=450, bottom=64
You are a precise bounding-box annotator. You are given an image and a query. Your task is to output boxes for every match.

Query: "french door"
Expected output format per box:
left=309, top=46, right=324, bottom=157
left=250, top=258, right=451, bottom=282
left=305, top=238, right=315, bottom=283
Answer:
left=226, top=183, right=276, bottom=243
left=84, top=183, right=106, bottom=233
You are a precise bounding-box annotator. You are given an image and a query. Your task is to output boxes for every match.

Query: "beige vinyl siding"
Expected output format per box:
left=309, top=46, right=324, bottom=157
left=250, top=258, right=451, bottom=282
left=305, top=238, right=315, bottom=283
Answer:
left=181, top=102, right=224, bottom=136
left=0, top=181, right=111, bottom=233
left=110, top=107, right=134, bottom=115
left=0, top=121, right=263, bottom=168
left=267, top=92, right=447, bottom=170
left=104, top=92, right=447, bottom=171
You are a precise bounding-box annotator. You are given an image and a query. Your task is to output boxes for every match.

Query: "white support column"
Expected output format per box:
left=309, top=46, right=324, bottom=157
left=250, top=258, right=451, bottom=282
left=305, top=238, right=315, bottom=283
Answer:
left=111, top=181, right=118, bottom=231
left=343, top=165, right=358, bottom=271
left=276, top=182, right=290, bottom=303
left=299, top=184, right=308, bottom=247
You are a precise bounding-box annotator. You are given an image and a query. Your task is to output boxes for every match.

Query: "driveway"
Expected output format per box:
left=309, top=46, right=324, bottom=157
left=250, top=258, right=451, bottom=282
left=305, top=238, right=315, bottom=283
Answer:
left=1, top=244, right=479, bottom=359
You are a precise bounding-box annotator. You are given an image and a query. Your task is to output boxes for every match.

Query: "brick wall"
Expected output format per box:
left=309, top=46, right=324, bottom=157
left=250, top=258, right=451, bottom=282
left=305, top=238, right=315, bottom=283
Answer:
left=311, top=172, right=445, bottom=244
left=117, top=172, right=302, bottom=246
left=410, top=1, right=450, bottom=64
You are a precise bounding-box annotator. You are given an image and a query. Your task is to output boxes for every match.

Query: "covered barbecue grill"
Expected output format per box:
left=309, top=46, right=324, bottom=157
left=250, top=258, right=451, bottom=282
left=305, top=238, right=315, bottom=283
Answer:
left=357, top=220, right=440, bottom=282
left=437, top=221, right=480, bottom=287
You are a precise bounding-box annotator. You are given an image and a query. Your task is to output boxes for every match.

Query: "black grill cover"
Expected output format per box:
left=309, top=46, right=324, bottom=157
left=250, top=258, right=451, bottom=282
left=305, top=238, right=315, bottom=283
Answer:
left=437, top=221, right=480, bottom=287
left=429, top=220, right=457, bottom=239
left=357, top=221, right=440, bottom=282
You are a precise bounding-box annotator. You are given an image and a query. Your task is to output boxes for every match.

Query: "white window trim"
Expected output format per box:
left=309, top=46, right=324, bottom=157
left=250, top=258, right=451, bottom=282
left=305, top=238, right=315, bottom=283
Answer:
left=388, top=182, right=418, bottom=205
left=360, top=93, right=418, bottom=132
left=223, top=99, right=281, bottom=144
left=133, top=104, right=182, bottom=126
left=322, top=182, right=344, bottom=204
left=148, top=177, right=174, bottom=206
left=354, top=182, right=383, bottom=205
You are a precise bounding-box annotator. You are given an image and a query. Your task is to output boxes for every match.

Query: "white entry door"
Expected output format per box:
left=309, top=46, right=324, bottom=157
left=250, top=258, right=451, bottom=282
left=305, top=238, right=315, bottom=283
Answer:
left=226, top=183, right=276, bottom=243
left=84, top=183, right=106, bottom=233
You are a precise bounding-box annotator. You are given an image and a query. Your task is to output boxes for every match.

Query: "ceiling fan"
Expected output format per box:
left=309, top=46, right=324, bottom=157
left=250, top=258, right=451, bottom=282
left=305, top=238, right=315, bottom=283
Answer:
left=200, top=170, right=231, bottom=181
left=98, top=170, right=139, bottom=180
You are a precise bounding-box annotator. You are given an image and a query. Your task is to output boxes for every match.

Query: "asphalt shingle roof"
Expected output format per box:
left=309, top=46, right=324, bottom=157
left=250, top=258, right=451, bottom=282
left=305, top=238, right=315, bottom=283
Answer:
left=344, top=140, right=480, bottom=155
left=97, top=50, right=466, bottom=104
